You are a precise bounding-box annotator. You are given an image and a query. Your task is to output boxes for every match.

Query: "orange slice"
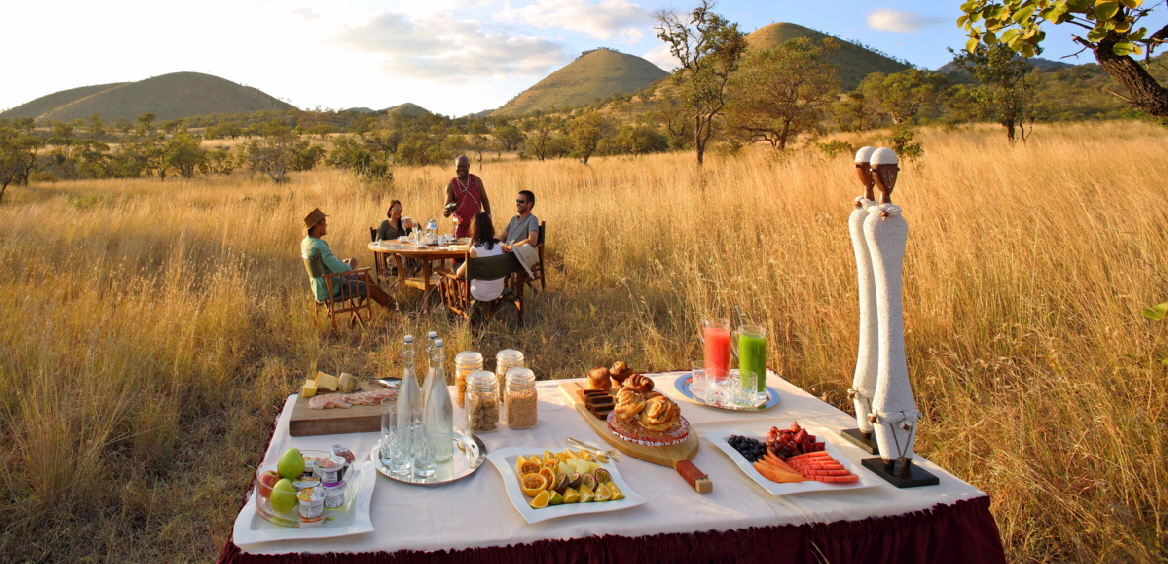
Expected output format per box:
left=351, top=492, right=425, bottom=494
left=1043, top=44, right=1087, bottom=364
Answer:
left=594, top=483, right=612, bottom=502
left=529, top=490, right=550, bottom=509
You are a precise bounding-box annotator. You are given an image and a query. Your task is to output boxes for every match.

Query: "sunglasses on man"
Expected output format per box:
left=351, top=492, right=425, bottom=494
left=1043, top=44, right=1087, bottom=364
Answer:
left=516, top=199, right=529, bottom=204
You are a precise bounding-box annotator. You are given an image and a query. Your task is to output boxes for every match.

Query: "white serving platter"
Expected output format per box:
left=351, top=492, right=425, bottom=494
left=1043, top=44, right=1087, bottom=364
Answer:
left=704, top=427, right=885, bottom=496
left=485, top=447, right=648, bottom=524
left=232, top=458, right=377, bottom=547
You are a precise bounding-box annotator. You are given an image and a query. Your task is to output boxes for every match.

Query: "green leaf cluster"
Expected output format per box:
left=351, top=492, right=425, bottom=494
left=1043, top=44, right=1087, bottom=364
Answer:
left=958, top=0, right=1149, bottom=57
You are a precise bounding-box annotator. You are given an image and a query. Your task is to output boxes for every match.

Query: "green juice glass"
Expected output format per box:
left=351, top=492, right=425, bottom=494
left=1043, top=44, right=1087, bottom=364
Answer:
left=732, top=324, right=767, bottom=405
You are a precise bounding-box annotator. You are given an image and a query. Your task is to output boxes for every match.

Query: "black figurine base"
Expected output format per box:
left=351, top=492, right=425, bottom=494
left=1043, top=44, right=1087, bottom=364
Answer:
left=840, top=428, right=879, bottom=455
left=862, top=457, right=940, bottom=488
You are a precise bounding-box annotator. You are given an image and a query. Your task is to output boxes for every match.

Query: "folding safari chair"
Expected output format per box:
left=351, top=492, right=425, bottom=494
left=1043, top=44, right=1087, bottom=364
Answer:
left=304, top=251, right=374, bottom=329
left=437, top=252, right=527, bottom=326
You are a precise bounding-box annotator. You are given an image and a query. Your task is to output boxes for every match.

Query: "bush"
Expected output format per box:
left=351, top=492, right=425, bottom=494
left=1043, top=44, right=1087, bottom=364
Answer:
left=815, top=140, right=854, bottom=159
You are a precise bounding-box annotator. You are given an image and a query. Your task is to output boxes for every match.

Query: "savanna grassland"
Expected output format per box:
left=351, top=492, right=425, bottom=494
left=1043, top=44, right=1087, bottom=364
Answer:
left=0, top=121, right=1166, bottom=563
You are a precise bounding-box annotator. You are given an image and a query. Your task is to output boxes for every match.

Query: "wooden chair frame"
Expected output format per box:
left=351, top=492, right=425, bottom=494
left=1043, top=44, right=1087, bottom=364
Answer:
left=437, top=252, right=527, bottom=326
left=306, top=249, right=375, bottom=328
left=524, top=221, right=547, bottom=292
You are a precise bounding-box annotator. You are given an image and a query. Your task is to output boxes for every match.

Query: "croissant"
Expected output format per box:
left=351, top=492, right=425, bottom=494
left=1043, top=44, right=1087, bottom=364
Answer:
left=622, top=373, right=654, bottom=394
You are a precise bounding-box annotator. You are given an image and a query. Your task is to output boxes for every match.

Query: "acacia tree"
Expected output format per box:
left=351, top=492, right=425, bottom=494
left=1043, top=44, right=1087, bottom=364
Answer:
left=0, top=124, right=43, bottom=202
left=950, top=43, right=1038, bottom=144
left=857, top=69, right=952, bottom=125
left=568, top=111, right=614, bottom=163
left=724, top=36, right=841, bottom=150
left=957, top=0, right=1168, bottom=118
left=654, top=0, right=747, bottom=165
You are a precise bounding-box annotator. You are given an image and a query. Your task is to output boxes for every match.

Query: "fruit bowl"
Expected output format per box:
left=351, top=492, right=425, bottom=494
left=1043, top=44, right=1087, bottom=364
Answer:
left=254, top=450, right=353, bottom=528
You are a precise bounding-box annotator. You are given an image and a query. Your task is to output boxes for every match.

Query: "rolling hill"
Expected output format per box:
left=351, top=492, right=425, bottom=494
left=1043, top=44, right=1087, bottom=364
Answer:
left=381, top=103, right=433, bottom=119
left=1, top=71, right=292, bottom=123
left=1, top=82, right=130, bottom=121
left=744, top=23, right=912, bottom=90
left=490, top=49, right=669, bottom=117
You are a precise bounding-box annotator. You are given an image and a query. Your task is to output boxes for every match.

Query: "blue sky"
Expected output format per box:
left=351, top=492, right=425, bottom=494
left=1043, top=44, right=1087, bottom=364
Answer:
left=1, top=0, right=1155, bottom=117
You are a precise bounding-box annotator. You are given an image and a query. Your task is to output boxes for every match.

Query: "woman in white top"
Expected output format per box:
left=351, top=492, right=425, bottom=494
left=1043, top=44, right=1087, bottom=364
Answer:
left=455, top=211, right=505, bottom=301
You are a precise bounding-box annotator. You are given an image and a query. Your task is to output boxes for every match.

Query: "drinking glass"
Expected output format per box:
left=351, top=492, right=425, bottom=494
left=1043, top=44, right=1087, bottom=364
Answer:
left=383, top=402, right=412, bottom=476
left=689, top=361, right=710, bottom=403
left=700, top=318, right=731, bottom=381
left=729, top=369, right=759, bottom=408
left=410, top=406, right=436, bottom=478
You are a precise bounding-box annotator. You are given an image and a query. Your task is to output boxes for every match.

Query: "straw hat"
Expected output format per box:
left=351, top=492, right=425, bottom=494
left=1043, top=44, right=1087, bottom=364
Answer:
left=303, top=208, right=328, bottom=230
left=511, top=242, right=540, bottom=278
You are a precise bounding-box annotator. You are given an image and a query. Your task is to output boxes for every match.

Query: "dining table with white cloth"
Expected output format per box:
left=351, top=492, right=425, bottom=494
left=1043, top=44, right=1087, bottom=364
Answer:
left=219, top=371, right=1006, bottom=563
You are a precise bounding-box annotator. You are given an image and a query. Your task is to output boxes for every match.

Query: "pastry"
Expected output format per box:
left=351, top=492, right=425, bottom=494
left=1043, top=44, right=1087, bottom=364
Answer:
left=622, top=373, right=654, bottom=394
left=609, top=361, right=635, bottom=385
left=586, top=367, right=612, bottom=391
left=639, top=396, right=680, bottom=431
left=614, top=388, right=645, bottom=420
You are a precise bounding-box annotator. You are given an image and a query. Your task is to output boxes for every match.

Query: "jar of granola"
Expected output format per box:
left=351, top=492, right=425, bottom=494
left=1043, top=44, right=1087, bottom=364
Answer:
left=454, top=352, right=483, bottom=408
left=505, top=368, right=538, bottom=429
left=466, top=370, right=499, bottom=433
left=495, top=350, right=524, bottom=418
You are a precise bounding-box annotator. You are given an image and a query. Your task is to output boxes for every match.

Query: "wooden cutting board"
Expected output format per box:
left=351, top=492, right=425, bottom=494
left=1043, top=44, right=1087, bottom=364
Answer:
left=289, top=381, right=391, bottom=437
left=560, top=381, right=711, bottom=493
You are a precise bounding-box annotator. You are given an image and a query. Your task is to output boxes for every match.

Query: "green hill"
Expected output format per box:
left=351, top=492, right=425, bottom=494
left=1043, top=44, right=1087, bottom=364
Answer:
left=381, top=103, right=433, bottom=119
left=491, top=49, right=669, bottom=117
left=744, top=23, right=912, bottom=90
left=0, top=82, right=129, bottom=120
left=5, top=71, right=292, bottom=123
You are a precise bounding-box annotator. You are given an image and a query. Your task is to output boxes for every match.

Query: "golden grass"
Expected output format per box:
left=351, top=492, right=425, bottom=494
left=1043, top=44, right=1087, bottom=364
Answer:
left=1, top=120, right=1166, bottom=562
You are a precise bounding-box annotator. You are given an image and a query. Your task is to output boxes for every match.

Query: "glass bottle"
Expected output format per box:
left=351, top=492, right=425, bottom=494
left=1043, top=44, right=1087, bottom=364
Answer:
left=466, top=370, right=499, bottom=433
left=424, top=340, right=454, bottom=462
left=397, top=335, right=422, bottom=430
left=422, top=331, right=440, bottom=402
left=454, top=352, right=484, bottom=409
left=505, top=367, right=538, bottom=429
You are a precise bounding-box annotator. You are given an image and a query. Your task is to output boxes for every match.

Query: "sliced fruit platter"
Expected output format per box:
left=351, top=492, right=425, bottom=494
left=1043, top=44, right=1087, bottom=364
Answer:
left=486, top=446, right=648, bottom=524
left=705, top=422, right=884, bottom=496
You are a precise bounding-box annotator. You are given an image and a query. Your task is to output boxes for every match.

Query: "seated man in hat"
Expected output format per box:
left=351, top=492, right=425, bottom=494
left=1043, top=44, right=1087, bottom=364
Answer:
left=301, top=208, right=393, bottom=310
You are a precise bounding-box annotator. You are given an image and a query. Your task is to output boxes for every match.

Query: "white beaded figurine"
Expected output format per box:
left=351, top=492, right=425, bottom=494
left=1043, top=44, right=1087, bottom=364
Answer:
left=864, top=148, right=921, bottom=465
left=848, top=146, right=879, bottom=442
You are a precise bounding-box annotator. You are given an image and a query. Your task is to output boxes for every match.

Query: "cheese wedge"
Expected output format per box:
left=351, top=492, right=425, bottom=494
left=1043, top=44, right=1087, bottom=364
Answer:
left=301, top=379, right=318, bottom=398
left=315, top=371, right=339, bottom=391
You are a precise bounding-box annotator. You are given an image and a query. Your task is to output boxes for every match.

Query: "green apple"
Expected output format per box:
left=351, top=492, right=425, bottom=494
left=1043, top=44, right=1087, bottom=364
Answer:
left=277, top=448, right=305, bottom=479
left=269, top=479, right=298, bottom=513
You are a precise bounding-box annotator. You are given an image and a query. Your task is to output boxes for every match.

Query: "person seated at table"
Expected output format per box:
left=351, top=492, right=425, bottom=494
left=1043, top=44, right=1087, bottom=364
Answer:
left=499, top=190, right=539, bottom=252
left=376, top=200, right=414, bottom=241
left=453, top=211, right=506, bottom=301
left=302, top=208, right=394, bottom=310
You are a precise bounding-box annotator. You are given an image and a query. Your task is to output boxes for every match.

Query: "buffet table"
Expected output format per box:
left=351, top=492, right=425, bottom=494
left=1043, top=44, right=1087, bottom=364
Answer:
left=218, top=372, right=1006, bottom=563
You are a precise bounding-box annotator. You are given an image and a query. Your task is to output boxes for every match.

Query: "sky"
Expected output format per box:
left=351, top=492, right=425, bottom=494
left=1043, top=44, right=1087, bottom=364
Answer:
left=0, top=0, right=1147, bottom=118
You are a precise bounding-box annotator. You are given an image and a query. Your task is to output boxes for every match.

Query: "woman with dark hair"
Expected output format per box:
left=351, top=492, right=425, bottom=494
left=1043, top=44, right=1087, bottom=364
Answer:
left=455, top=211, right=505, bottom=301
left=376, top=200, right=414, bottom=241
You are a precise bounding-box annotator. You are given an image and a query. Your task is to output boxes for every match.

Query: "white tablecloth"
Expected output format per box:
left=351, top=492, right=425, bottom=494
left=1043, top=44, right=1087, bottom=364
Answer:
left=236, top=371, right=985, bottom=555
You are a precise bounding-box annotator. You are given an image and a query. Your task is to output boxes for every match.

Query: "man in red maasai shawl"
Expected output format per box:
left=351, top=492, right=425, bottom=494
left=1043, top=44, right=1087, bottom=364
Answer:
left=443, top=155, right=492, bottom=238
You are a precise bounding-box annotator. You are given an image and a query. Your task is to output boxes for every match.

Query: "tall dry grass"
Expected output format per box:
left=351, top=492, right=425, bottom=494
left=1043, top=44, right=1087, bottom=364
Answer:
left=0, top=120, right=1165, bottom=562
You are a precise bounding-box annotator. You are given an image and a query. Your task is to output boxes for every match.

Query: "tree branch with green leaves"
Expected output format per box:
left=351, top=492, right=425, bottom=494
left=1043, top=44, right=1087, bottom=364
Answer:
left=957, top=0, right=1168, bottom=118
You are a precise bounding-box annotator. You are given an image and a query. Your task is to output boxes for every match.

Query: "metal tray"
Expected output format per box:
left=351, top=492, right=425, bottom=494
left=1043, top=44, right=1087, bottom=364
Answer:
left=673, top=372, right=779, bottom=411
left=369, top=430, right=487, bottom=485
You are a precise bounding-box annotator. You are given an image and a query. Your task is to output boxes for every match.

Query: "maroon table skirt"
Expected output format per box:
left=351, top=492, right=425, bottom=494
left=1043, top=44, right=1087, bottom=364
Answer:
left=218, top=495, right=1005, bottom=564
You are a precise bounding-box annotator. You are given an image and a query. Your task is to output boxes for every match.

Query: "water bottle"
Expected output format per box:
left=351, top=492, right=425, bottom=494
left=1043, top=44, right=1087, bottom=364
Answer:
left=423, top=331, right=439, bottom=400
left=397, top=336, right=422, bottom=431
left=424, top=340, right=454, bottom=462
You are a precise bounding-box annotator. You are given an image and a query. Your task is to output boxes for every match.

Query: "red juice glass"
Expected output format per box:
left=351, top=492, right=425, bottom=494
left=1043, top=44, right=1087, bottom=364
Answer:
left=700, top=318, right=731, bottom=381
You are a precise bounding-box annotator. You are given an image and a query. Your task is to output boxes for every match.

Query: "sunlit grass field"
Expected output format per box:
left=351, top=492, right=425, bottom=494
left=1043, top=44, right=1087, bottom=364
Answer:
left=0, top=121, right=1165, bottom=562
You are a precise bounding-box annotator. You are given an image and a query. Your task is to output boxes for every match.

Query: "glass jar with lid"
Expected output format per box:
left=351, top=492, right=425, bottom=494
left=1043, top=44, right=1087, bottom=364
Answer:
left=504, top=368, right=538, bottom=429
left=454, top=352, right=483, bottom=408
left=495, top=349, right=525, bottom=416
left=466, top=370, right=499, bottom=433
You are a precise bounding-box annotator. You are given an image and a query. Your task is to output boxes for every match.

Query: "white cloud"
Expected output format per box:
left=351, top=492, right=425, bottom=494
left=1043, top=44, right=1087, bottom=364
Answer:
left=495, top=0, right=652, bottom=42
left=338, top=12, right=571, bottom=81
left=291, top=7, right=320, bottom=21
left=642, top=42, right=679, bottom=72
left=866, top=8, right=945, bottom=34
